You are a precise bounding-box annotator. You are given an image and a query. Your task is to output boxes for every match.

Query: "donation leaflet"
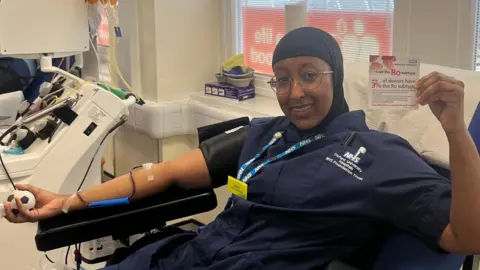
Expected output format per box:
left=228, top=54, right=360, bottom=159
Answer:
left=369, top=56, right=420, bottom=110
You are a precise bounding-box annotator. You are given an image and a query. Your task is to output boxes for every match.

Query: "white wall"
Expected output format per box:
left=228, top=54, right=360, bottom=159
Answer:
left=113, top=0, right=221, bottom=172
left=111, top=0, right=161, bottom=176
left=393, top=0, right=476, bottom=70
left=154, top=1, right=221, bottom=103
left=112, top=0, right=223, bottom=175
left=154, top=0, right=226, bottom=224
left=154, top=0, right=221, bottom=163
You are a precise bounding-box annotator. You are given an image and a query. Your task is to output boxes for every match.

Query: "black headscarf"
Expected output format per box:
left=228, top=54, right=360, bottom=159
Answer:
left=272, top=27, right=349, bottom=129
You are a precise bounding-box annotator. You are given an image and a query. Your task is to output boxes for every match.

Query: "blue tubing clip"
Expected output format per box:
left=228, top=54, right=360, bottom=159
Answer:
left=88, top=197, right=129, bottom=208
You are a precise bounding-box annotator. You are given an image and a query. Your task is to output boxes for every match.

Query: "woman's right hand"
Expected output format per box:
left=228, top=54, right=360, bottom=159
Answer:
left=3, top=184, right=67, bottom=223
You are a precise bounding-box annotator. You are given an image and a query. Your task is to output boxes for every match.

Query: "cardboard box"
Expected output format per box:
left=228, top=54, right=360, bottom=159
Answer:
left=205, top=82, right=255, bottom=101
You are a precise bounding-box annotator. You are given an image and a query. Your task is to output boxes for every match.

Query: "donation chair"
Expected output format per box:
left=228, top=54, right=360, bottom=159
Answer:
left=35, top=117, right=471, bottom=270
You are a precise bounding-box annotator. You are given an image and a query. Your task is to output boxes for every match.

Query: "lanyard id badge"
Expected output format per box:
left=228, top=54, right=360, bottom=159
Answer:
left=225, top=131, right=325, bottom=209
left=227, top=176, right=248, bottom=199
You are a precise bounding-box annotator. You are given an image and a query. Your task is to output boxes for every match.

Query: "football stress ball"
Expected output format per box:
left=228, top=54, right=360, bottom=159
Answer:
left=6, top=191, right=36, bottom=216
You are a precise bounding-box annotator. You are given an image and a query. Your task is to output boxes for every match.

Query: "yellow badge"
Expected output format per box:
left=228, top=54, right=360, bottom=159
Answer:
left=227, top=176, right=248, bottom=200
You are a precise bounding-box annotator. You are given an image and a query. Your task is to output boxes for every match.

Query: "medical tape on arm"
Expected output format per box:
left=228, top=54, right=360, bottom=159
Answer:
left=62, top=194, right=77, bottom=213
left=142, top=163, right=155, bottom=182
left=61, top=192, right=87, bottom=213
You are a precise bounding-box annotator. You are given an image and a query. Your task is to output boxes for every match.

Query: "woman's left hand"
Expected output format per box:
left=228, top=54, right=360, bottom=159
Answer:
left=415, top=72, right=466, bottom=134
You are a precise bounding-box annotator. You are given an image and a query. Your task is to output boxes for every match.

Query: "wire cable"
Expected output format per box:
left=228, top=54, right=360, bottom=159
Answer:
left=89, top=35, right=102, bottom=81
left=77, top=242, right=82, bottom=270
left=0, top=151, right=17, bottom=190
left=51, top=58, right=66, bottom=83
left=0, top=125, right=18, bottom=146
left=65, top=245, right=71, bottom=265
left=44, top=253, right=54, bottom=264
left=47, top=119, right=62, bottom=144
left=41, top=87, right=66, bottom=104
left=128, top=166, right=142, bottom=199
left=104, top=6, right=139, bottom=99
left=65, top=81, right=90, bottom=100
left=77, top=117, right=127, bottom=191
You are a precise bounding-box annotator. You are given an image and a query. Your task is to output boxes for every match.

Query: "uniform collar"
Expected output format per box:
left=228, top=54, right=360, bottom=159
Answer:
left=282, top=110, right=369, bottom=142
left=323, top=110, right=369, bottom=134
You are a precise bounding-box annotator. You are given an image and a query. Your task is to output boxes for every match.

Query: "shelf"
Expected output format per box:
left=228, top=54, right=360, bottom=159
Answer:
left=189, top=92, right=283, bottom=118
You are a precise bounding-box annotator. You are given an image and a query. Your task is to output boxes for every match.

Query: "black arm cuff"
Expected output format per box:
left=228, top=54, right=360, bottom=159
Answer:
left=199, top=126, right=249, bottom=188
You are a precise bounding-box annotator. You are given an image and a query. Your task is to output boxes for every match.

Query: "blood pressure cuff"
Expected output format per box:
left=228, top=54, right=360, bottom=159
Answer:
left=199, top=123, right=249, bottom=188
left=198, top=117, right=250, bottom=142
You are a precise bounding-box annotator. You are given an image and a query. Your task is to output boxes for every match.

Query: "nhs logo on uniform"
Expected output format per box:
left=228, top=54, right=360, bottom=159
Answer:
left=343, top=147, right=367, bottom=164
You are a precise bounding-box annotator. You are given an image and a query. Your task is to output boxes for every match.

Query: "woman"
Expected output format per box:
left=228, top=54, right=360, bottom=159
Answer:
left=4, top=27, right=478, bottom=269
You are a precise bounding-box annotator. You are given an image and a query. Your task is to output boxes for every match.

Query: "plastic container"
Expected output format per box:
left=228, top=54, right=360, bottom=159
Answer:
left=215, top=73, right=227, bottom=84
left=226, top=76, right=254, bottom=88
left=222, top=67, right=255, bottom=79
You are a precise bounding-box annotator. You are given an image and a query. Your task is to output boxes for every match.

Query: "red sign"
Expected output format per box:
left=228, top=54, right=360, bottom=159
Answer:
left=243, top=8, right=393, bottom=75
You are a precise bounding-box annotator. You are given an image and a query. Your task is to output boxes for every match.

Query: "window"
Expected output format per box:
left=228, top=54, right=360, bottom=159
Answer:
left=234, top=0, right=394, bottom=75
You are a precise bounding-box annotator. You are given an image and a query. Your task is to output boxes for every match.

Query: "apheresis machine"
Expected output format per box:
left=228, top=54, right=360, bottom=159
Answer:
left=0, top=1, right=184, bottom=269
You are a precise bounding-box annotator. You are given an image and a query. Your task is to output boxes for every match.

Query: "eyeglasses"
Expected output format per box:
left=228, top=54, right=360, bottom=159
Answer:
left=268, top=71, right=333, bottom=95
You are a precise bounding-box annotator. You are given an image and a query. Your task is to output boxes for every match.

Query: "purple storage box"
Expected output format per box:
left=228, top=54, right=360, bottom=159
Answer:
left=205, top=82, right=255, bottom=101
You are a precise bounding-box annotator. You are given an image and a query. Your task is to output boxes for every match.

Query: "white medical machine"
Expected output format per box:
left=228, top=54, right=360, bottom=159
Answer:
left=0, top=1, right=137, bottom=269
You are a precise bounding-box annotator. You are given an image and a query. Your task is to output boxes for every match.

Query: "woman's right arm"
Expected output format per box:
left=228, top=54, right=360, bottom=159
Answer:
left=71, top=122, right=251, bottom=212
left=3, top=149, right=211, bottom=222
left=68, top=148, right=212, bottom=212
left=4, top=124, right=249, bottom=222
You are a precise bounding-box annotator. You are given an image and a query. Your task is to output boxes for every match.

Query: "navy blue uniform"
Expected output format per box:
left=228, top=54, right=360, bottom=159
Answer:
left=104, top=111, right=451, bottom=270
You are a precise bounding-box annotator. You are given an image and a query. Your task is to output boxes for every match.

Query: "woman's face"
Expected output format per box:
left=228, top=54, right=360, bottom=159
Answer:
left=273, top=56, right=334, bottom=130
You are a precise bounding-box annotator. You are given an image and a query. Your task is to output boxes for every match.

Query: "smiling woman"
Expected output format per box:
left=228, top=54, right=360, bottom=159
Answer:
left=4, top=26, right=480, bottom=270
left=271, top=58, right=335, bottom=129
left=270, top=27, right=349, bottom=130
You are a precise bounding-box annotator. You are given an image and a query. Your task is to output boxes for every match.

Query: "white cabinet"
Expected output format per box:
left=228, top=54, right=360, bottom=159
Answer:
left=125, top=92, right=283, bottom=139
left=190, top=92, right=283, bottom=128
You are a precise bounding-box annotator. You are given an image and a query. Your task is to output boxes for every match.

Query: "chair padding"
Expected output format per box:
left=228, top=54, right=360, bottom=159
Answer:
left=35, top=186, right=217, bottom=252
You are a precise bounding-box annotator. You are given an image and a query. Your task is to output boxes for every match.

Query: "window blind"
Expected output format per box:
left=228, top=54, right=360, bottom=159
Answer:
left=235, top=0, right=394, bottom=75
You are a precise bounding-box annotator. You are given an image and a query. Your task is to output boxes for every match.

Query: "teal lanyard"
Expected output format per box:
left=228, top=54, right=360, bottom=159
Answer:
left=225, top=131, right=325, bottom=209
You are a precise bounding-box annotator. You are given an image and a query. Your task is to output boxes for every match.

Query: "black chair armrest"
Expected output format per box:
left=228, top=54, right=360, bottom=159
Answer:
left=35, top=186, right=217, bottom=252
